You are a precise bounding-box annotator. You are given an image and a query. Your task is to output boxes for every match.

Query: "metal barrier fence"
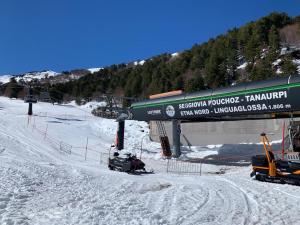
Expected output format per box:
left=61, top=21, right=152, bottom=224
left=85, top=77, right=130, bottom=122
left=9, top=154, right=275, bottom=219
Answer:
left=28, top=115, right=232, bottom=176
left=166, top=159, right=203, bottom=175
left=30, top=118, right=111, bottom=164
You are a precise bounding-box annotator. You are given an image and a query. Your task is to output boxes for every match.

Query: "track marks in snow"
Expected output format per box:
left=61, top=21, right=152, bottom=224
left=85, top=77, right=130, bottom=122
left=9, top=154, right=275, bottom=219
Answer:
left=0, top=166, right=44, bottom=225
left=224, top=175, right=300, bottom=225
left=2, top=98, right=300, bottom=224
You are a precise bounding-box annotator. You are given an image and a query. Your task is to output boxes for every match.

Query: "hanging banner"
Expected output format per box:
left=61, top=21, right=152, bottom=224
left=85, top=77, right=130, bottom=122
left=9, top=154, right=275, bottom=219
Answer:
left=131, top=77, right=300, bottom=121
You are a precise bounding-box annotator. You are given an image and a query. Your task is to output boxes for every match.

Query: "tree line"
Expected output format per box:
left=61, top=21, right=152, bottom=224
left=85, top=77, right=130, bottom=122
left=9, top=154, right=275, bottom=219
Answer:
left=2, top=12, right=300, bottom=103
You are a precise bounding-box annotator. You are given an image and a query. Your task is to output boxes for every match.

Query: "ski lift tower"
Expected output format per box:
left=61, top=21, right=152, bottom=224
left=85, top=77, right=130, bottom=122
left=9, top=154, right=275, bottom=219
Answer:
left=24, top=86, right=37, bottom=115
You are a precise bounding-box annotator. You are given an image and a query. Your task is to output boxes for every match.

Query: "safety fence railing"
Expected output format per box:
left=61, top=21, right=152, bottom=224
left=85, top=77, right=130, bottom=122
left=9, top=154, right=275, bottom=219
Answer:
left=28, top=115, right=269, bottom=175
left=29, top=117, right=216, bottom=175
left=28, top=115, right=111, bottom=166
left=25, top=112, right=286, bottom=176
left=141, top=157, right=231, bottom=175
left=166, top=159, right=203, bottom=175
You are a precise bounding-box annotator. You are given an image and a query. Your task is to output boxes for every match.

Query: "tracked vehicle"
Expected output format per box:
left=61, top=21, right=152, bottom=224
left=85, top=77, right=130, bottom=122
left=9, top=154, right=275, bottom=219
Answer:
left=251, top=133, right=300, bottom=185
left=108, top=152, right=147, bottom=173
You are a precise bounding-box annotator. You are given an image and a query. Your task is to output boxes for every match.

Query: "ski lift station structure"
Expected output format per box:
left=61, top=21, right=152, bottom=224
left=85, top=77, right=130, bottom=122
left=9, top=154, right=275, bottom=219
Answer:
left=127, top=74, right=300, bottom=157
left=24, top=86, right=37, bottom=115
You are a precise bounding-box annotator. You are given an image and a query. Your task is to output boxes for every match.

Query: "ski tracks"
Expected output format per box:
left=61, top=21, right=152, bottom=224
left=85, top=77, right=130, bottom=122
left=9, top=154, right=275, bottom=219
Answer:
left=0, top=165, right=44, bottom=225
left=222, top=175, right=300, bottom=225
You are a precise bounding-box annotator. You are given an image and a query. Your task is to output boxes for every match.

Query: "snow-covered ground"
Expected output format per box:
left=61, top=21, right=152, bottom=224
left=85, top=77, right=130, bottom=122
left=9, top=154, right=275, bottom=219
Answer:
left=67, top=100, right=107, bottom=112
left=0, top=97, right=300, bottom=225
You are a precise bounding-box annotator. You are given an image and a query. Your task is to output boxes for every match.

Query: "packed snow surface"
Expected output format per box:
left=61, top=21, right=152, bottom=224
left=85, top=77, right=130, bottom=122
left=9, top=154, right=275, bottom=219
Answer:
left=0, top=97, right=300, bottom=225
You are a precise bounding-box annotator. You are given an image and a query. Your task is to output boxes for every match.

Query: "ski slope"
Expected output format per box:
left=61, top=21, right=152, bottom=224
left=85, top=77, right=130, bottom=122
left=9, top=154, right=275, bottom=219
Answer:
left=0, top=97, right=300, bottom=225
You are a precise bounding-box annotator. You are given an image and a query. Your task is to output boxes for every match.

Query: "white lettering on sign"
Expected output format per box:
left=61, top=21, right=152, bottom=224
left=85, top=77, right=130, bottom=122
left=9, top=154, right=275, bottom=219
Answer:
left=147, top=110, right=161, bottom=115
left=246, top=104, right=268, bottom=111
left=214, top=106, right=247, bottom=114
left=208, top=97, right=240, bottom=106
left=245, top=91, right=287, bottom=102
left=213, top=104, right=269, bottom=114
left=180, top=110, right=194, bottom=116
left=194, top=109, right=210, bottom=115
left=179, top=101, right=207, bottom=109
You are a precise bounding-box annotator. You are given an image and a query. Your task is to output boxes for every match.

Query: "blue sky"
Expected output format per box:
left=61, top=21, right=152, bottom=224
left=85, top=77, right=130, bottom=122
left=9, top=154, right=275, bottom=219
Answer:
left=0, top=0, right=300, bottom=75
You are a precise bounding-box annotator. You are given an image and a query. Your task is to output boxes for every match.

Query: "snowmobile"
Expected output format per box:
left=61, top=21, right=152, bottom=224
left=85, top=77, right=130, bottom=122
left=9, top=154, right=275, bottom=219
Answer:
left=108, top=152, right=144, bottom=172
left=108, top=151, right=153, bottom=174
left=251, top=133, right=300, bottom=185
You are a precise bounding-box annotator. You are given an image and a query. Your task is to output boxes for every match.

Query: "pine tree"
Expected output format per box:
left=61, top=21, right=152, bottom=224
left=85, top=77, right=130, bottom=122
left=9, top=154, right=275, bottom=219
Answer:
left=184, top=76, right=204, bottom=92
left=244, top=34, right=260, bottom=63
left=268, top=25, right=280, bottom=50
left=6, top=78, right=21, bottom=98
left=173, top=76, right=184, bottom=90
left=281, top=56, right=298, bottom=76
left=250, top=59, right=275, bottom=81
left=204, top=45, right=227, bottom=88
left=296, top=16, right=300, bottom=34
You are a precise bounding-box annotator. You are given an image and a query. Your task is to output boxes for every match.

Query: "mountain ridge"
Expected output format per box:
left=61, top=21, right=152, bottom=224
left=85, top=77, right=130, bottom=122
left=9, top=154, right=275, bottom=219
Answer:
left=1, top=12, right=300, bottom=103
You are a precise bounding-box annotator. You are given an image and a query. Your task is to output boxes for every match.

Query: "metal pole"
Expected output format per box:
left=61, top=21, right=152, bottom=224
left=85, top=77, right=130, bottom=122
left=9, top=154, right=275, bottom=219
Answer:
left=117, top=121, right=125, bottom=150
left=28, top=103, right=33, bottom=115
left=172, top=120, right=181, bottom=157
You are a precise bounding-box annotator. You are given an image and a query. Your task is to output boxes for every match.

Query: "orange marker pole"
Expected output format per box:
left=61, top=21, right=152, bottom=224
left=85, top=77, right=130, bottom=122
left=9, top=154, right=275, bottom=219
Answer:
left=282, top=121, right=285, bottom=160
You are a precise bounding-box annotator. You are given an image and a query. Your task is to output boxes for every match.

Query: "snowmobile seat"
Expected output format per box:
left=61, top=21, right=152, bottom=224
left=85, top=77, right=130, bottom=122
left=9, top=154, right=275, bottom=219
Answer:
left=276, top=160, right=289, bottom=170
left=252, top=155, right=268, bottom=167
left=288, top=161, right=300, bottom=172
left=275, top=160, right=300, bottom=173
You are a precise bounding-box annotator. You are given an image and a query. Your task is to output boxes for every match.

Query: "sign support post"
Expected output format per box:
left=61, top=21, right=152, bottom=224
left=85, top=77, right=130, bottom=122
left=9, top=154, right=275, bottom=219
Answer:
left=117, top=120, right=125, bottom=150
left=172, top=120, right=181, bottom=157
left=28, top=102, right=33, bottom=115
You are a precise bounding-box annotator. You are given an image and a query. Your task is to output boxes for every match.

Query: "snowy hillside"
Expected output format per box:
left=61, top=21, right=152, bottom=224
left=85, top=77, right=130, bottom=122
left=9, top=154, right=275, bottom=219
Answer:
left=0, top=66, right=104, bottom=85
left=0, top=97, right=300, bottom=224
left=0, top=75, right=13, bottom=84
left=0, top=70, right=60, bottom=84
left=20, top=70, right=60, bottom=81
